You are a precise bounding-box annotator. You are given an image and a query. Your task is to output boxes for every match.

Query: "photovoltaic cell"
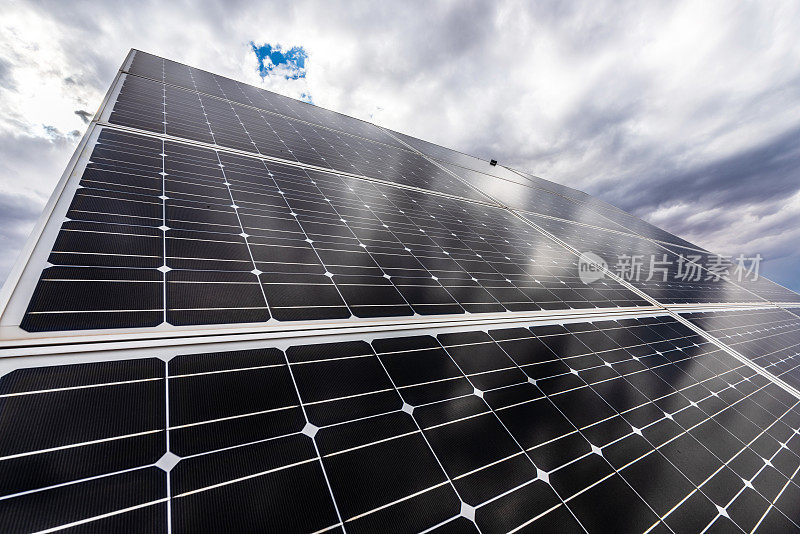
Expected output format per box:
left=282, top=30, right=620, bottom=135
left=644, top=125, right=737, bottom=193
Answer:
left=3, top=316, right=800, bottom=532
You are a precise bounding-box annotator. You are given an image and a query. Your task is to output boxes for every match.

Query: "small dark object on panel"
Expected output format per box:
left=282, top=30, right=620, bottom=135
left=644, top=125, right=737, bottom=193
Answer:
left=490, top=159, right=497, bottom=166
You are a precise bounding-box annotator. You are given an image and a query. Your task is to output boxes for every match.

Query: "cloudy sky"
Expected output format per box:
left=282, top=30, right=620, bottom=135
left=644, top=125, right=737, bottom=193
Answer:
left=1, top=0, right=799, bottom=292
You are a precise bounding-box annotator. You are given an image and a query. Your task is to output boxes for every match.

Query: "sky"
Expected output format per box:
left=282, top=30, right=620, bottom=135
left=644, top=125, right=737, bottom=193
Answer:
left=1, top=0, right=799, bottom=293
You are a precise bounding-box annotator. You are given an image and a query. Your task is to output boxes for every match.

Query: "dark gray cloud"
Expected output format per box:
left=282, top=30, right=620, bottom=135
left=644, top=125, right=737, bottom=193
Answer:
left=0, top=192, right=46, bottom=281
left=74, top=109, right=91, bottom=123
left=0, top=57, right=14, bottom=90
left=604, top=123, right=800, bottom=215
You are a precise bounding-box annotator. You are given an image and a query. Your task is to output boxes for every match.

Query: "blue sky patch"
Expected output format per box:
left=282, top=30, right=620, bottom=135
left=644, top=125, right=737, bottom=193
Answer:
left=250, top=41, right=308, bottom=80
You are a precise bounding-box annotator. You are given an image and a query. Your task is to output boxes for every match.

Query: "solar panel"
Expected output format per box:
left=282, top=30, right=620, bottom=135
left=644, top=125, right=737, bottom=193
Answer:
left=127, top=50, right=406, bottom=149
left=523, top=213, right=773, bottom=304
left=2, top=49, right=800, bottom=533
left=110, top=70, right=486, bottom=203
left=385, top=131, right=703, bottom=250
left=682, top=308, right=800, bottom=392
left=16, top=127, right=655, bottom=332
left=3, top=314, right=800, bottom=532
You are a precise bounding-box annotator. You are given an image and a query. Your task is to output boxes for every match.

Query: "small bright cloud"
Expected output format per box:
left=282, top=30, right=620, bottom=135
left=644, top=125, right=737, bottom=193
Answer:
left=250, top=41, right=308, bottom=80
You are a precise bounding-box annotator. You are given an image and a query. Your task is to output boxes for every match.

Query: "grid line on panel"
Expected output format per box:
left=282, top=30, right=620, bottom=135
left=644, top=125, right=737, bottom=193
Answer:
left=274, top=348, right=347, bottom=532
left=171, top=456, right=319, bottom=498
left=32, top=499, right=170, bottom=534
left=0, top=463, right=156, bottom=503
left=163, top=359, right=173, bottom=534
left=0, top=429, right=163, bottom=462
